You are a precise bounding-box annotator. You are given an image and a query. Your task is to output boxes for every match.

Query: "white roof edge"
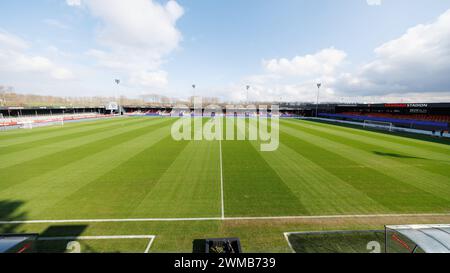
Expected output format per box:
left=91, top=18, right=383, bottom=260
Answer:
left=386, top=224, right=450, bottom=253
left=386, top=224, right=450, bottom=230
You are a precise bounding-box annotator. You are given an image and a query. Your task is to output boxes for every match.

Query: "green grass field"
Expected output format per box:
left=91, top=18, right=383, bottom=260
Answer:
left=0, top=117, right=449, bottom=252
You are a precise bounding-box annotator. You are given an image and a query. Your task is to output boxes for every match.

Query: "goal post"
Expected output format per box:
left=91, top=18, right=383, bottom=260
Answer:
left=0, top=113, right=4, bottom=131
left=21, top=120, right=34, bottom=130
left=363, top=120, right=393, bottom=132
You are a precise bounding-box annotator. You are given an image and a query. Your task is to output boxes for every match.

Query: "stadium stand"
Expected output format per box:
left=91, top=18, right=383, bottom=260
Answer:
left=324, top=103, right=450, bottom=132
left=319, top=113, right=449, bottom=131
left=0, top=113, right=112, bottom=130
left=341, top=112, right=450, bottom=123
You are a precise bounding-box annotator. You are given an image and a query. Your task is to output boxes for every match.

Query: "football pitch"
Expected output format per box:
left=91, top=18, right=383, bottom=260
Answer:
left=1, top=117, right=450, bottom=252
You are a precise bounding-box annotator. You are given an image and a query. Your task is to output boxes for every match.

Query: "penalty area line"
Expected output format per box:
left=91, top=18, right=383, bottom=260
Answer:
left=38, top=235, right=156, bottom=253
left=2, top=213, right=450, bottom=225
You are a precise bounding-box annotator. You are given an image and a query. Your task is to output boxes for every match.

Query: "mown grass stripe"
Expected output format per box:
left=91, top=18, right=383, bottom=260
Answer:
left=286, top=119, right=450, bottom=162
left=246, top=120, right=388, bottom=215
left=303, top=119, right=450, bottom=152
left=20, top=123, right=178, bottom=219
left=279, top=130, right=423, bottom=210
left=46, top=134, right=189, bottom=219
left=0, top=119, right=174, bottom=220
left=281, top=121, right=450, bottom=209
left=130, top=119, right=221, bottom=218
left=0, top=118, right=167, bottom=169
left=0, top=118, right=173, bottom=193
left=222, top=119, right=308, bottom=217
left=285, top=119, right=450, bottom=178
left=0, top=117, right=125, bottom=143
left=284, top=120, right=450, bottom=185
left=131, top=139, right=221, bottom=218
left=255, top=139, right=389, bottom=215
left=0, top=118, right=147, bottom=154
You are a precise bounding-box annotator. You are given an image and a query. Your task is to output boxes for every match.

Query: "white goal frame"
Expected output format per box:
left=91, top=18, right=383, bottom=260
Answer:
left=363, top=120, right=393, bottom=132
left=21, top=120, right=34, bottom=130
left=0, top=113, right=5, bottom=131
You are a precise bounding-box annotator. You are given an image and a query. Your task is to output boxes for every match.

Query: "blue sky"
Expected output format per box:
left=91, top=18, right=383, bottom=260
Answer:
left=1, top=0, right=450, bottom=102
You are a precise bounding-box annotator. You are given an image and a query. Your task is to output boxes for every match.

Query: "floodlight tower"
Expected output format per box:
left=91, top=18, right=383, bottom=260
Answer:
left=316, top=83, right=321, bottom=118
left=115, top=79, right=120, bottom=101
left=191, top=84, right=196, bottom=109
left=246, top=85, right=250, bottom=102
left=113, top=79, right=120, bottom=115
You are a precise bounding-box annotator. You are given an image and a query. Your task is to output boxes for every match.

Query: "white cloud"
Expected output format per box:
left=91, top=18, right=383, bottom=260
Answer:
left=225, top=9, right=450, bottom=103
left=68, top=0, right=184, bottom=88
left=50, top=67, right=74, bottom=80
left=66, top=0, right=81, bottom=6
left=366, top=0, right=382, bottom=6
left=129, top=70, right=168, bottom=88
left=43, top=19, right=70, bottom=30
left=0, top=30, right=74, bottom=80
left=0, top=29, right=29, bottom=50
left=223, top=48, right=346, bottom=102
left=262, top=48, right=347, bottom=77
left=342, top=9, right=450, bottom=95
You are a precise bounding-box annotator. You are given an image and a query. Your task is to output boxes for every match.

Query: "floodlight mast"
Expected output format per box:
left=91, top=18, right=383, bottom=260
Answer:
left=246, top=85, right=250, bottom=102
left=316, top=83, right=321, bottom=118
left=191, top=84, right=196, bottom=107
left=114, top=79, right=120, bottom=115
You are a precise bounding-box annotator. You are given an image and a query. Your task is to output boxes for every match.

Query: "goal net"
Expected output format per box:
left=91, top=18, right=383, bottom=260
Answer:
left=0, top=114, right=5, bottom=131
left=21, top=120, right=34, bottom=129
left=363, top=120, right=393, bottom=132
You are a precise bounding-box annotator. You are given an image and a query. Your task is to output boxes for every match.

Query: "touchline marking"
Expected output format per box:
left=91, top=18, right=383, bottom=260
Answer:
left=219, top=137, right=225, bottom=219
left=38, top=235, right=156, bottom=253
left=2, top=213, right=450, bottom=224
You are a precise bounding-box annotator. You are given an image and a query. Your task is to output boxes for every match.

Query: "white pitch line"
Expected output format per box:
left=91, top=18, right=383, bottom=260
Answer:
left=38, top=235, right=156, bottom=253
left=219, top=137, right=225, bottom=219
left=223, top=213, right=450, bottom=221
left=0, top=217, right=222, bottom=224
left=38, top=235, right=155, bottom=240
left=144, top=236, right=156, bottom=253
left=1, top=213, right=450, bottom=224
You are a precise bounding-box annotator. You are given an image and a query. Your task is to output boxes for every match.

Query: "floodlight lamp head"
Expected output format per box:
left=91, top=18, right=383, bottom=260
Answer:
left=192, top=84, right=196, bottom=89
left=317, top=83, right=322, bottom=88
left=115, top=79, right=120, bottom=85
